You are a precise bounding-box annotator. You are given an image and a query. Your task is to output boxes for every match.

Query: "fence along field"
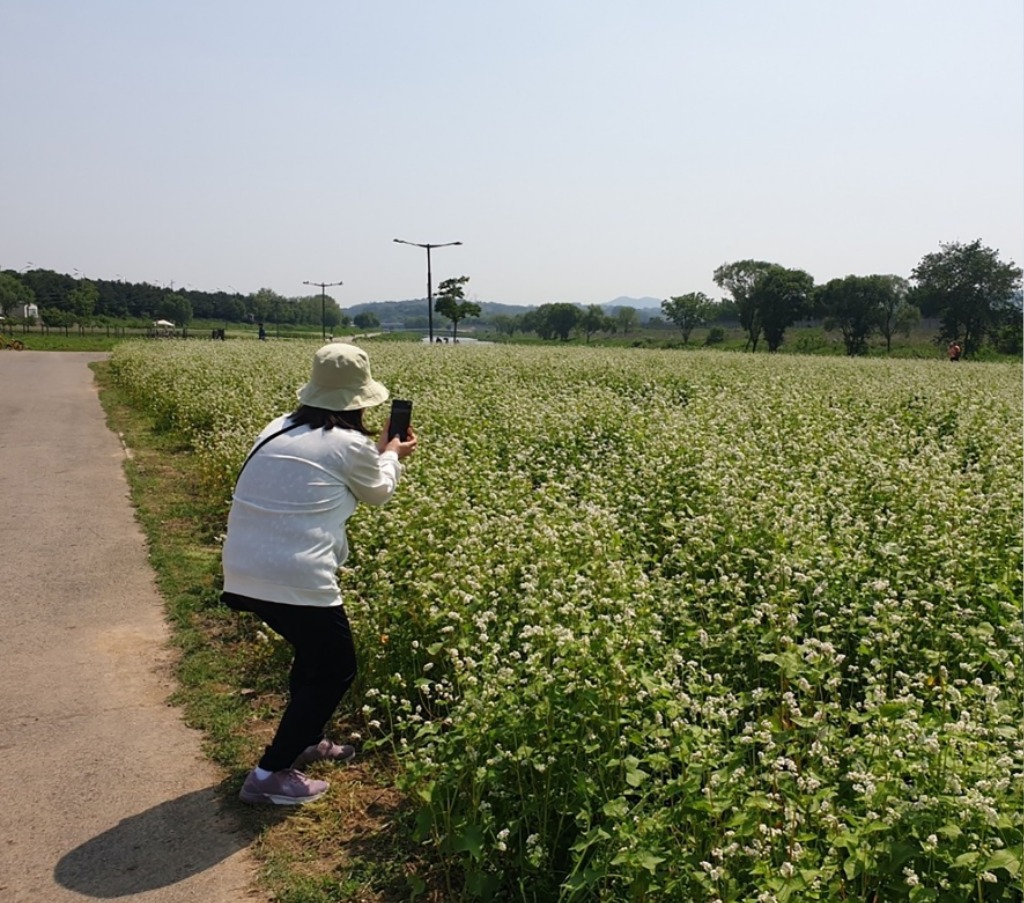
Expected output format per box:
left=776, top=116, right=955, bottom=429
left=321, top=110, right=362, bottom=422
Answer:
left=110, top=341, right=1023, bottom=902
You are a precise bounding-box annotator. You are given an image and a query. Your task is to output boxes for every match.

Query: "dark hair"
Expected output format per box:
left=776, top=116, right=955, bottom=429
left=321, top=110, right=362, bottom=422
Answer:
left=288, top=405, right=373, bottom=435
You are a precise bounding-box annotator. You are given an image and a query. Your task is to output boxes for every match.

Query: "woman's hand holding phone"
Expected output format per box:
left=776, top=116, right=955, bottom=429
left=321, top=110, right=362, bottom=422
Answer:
left=379, top=398, right=416, bottom=459
left=378, top=421, right=418, bottom=459
left=381, top=423, right=417, bottom=459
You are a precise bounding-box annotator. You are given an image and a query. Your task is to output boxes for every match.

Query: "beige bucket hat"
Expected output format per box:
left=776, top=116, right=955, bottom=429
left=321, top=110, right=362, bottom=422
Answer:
left=296, top=342, right=390, bottom=411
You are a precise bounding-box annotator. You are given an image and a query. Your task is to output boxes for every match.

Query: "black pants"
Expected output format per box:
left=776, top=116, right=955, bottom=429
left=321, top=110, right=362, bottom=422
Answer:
left=222, top=592, right=358, bottom=772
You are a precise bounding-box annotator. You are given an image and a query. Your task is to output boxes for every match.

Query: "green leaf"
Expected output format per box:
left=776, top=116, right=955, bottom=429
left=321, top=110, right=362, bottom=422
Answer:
left=464, top=868, right=501, bottom=896
left=885, top=841, right=919, bottom=869
left=637, top=851, right=665, bottom=874
left=406, top=873, right=427, bottom=899
left=985, top=848, right=1021, bottom=878
left=747, top=792, right=775, bottom=810
left=452, top=824, right=485, bottom=860
left=414, top=807, right=434, bottom=842
left=603, top=798, right=629, bottom=818
left=563, top=865, right=607, bottom=892
left=625, top=767, right=650, bottom=788
left=570, top=826, right=610, bottom=852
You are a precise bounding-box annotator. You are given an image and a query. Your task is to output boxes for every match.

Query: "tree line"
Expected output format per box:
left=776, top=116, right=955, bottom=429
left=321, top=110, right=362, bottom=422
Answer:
left=0, top=271, right=350, bottom=330
left=424, top=239, right=1022, bottom=357
left=685, top=239, right=1022, bottom=357
left=2, top=239, right=1019, bottom=355
left=564, top=239, right=1018, bottom=357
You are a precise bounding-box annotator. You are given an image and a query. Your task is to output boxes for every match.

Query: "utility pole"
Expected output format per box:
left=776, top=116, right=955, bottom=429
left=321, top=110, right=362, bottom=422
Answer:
left=303, top=280, right=343, bottom=340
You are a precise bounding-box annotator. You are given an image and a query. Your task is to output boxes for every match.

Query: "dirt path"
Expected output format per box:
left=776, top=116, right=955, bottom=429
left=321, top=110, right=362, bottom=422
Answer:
left=0, top=352, right=260, bottom=902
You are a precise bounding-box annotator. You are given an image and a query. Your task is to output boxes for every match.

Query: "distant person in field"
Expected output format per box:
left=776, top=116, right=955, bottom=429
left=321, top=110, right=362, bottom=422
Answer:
left=258, top=322, right=267, bottom=341
left=221, top=341, right=417, bottom=805
left=947, top=341, right=962, bottom=361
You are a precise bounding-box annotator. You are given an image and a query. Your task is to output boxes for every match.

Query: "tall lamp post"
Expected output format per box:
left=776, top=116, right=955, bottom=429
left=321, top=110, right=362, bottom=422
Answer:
left=303, top=280, right=343, bottom=340
left=393, top=239, right=462, bottom=343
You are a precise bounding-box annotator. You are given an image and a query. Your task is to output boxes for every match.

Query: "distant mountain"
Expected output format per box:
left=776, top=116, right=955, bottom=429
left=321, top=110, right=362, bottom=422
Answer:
left=601, top=297, right=663, bottom=321
left=344, top=299, right=432, bottom=318
left=604, top=296, right=662, bottom=311
left=343, top=299, right=532, bottom=324
left=343, top=296, right=666, bottom=326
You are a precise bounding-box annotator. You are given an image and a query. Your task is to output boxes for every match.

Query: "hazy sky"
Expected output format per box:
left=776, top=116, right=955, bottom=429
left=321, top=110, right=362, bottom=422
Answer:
left=2, top=0, right=1021, bottom=308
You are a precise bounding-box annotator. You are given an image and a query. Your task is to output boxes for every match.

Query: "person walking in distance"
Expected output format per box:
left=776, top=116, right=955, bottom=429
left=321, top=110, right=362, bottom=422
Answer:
left=221, top=342, right=417, bottom=804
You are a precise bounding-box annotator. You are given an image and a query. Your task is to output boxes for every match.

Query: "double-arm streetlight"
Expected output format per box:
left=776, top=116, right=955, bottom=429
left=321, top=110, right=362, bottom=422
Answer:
left=303, top=280, right=343, bottom=340
left=393, top=239, right=462, bottom=343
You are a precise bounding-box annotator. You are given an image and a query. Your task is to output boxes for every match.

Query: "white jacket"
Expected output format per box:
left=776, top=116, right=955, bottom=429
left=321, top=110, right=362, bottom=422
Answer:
left=222, top=415, right=401, bottom=606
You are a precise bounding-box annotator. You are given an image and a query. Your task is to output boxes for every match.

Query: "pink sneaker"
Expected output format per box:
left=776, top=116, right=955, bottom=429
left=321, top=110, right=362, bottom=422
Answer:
left=239, top=768, right=329, bottom=805
left=291, top=739, right=357, bottom=770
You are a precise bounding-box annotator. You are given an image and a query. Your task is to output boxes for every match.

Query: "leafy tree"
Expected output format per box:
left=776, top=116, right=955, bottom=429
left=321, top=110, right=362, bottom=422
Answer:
left=292, top=293, right=344, bottom=329
left=911, top=239, right=1023, bottom=357
left=92, top=279, right=131, bottom=318
left=709, top=298, right=739, bottom=322
left=247, top=288, right=285, bottom=325
left=753, top=266, right=815, bottom=352
left=489, top=314, right=517, bottom=337
left=130, top=282, right=168, bottom=319
left=579, top=304, right=610, bottom=343
left=615, top=306, right=639, bottom=335
left=434, top=276, right=480, bottom=342
left=20, top=269, right=76, bottom=310
left=519, top=310, right=540, bottom=335
left=66, top=280, right=99, bottom=319
left=704, top=326, right=726, bottom=346
left=181, top=288, right=213, bottom=321
left=0, top=273, right=35, bottom=315
left=874, top=275, right=918, bottom=353
left=990, top=290, right=1023, bottom=355
left=818, top=274, right=894, bottom=356
left=535, top=303, right=580, bottom=341
left=662, top=292, right=712, bottom=344
left=40, top=307, right=75, bottom=327
left=353, top=311, right=380, bottom=329
left=293, top=295, right=320, bottom=326
left=216, top=294, right=247, bottom=322
left=266, top=290, right=291, bottom=326
left=157, top=292, right=193, bottom=325
left=323, top=303, right=345, bottom=330
left=713, top=260, right=774, bottom=351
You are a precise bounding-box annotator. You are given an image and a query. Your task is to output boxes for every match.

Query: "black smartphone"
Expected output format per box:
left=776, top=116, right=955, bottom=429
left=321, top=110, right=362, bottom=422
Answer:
left=387, top=399, right=412, bottom=441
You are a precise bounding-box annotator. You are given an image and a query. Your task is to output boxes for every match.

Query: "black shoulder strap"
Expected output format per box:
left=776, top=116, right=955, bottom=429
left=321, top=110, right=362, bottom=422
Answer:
left=235, top=421, right=303, bottom=485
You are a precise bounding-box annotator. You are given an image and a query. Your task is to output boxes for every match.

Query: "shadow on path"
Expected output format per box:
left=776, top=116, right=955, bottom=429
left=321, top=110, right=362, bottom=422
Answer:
left=54, top=783, right=282, bottom=898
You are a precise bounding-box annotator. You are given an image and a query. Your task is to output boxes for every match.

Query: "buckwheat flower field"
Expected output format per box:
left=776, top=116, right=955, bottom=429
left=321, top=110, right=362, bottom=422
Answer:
left=110, top=341, right=1022, bottom=902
